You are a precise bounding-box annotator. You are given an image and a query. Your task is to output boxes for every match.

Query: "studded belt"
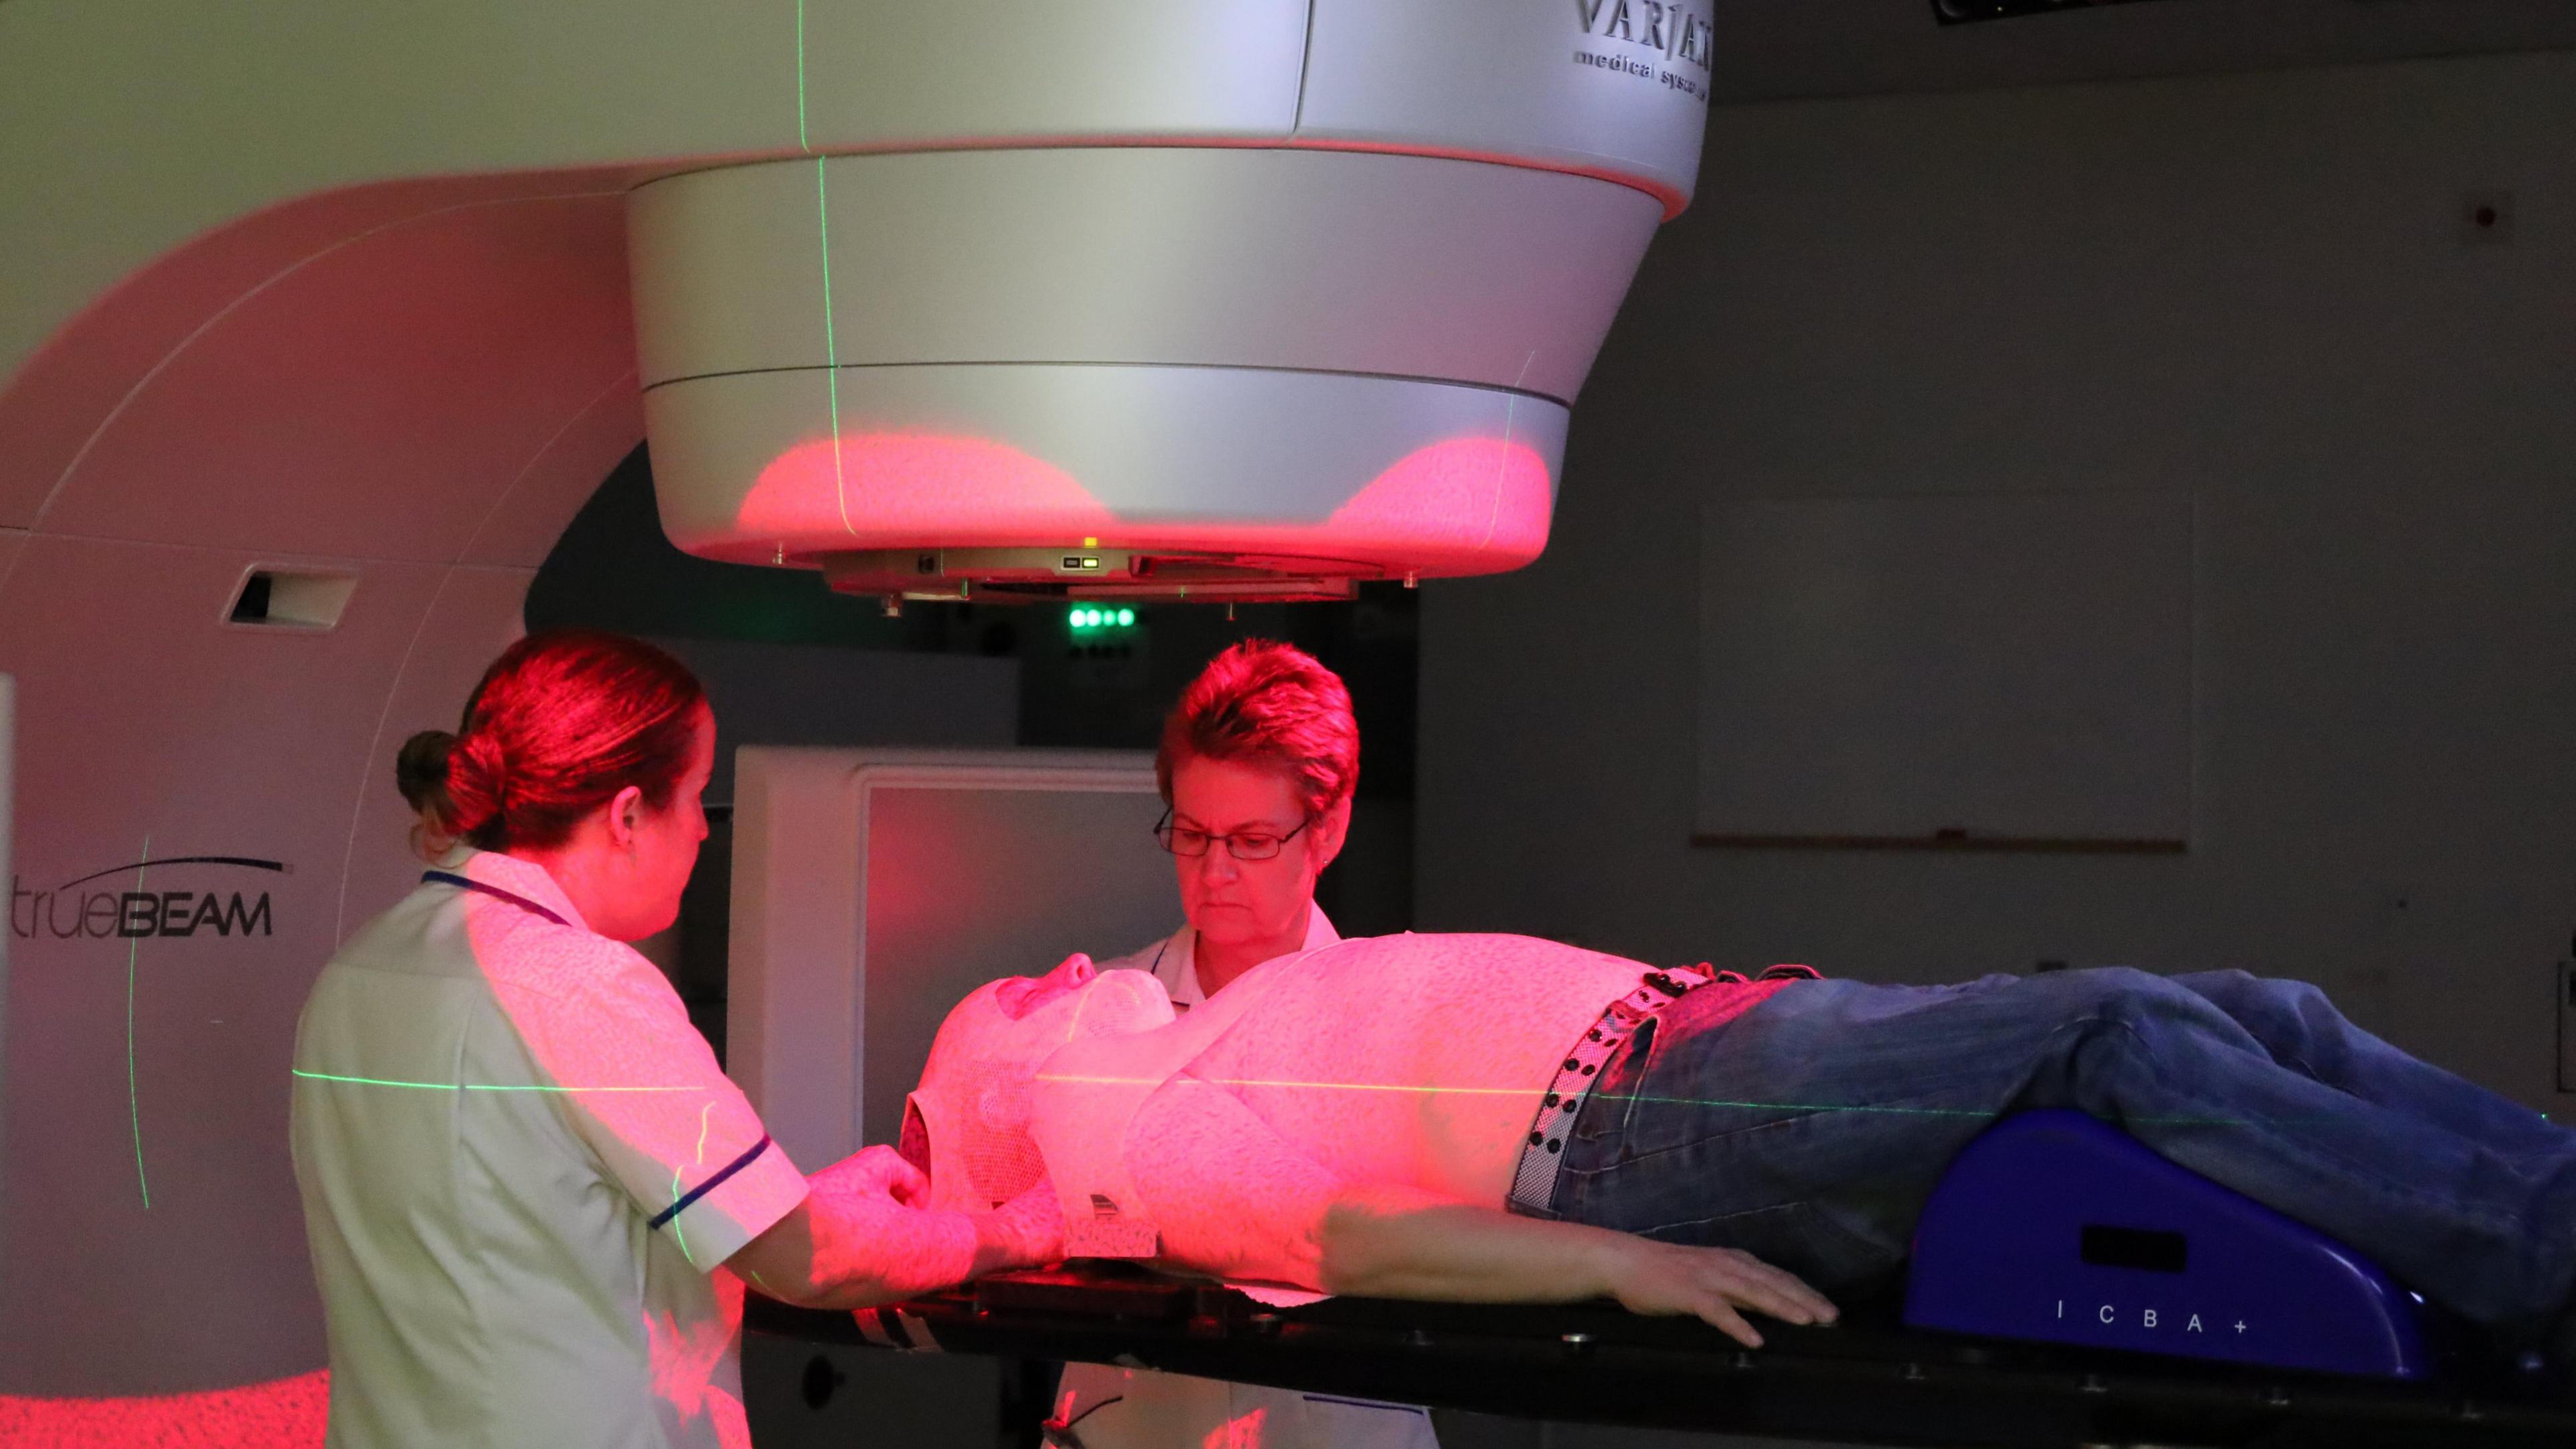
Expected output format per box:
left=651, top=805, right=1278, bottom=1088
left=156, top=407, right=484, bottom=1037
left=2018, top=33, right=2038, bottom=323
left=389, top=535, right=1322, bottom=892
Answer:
left=1506, top=965, right=1715, bottom=1217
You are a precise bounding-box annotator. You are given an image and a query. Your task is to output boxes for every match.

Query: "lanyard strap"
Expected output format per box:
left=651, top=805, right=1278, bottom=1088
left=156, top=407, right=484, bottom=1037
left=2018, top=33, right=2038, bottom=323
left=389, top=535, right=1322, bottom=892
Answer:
left=422, top=870, right=570, bottom=928
left=1507, top=965, right=1713, bottom=1218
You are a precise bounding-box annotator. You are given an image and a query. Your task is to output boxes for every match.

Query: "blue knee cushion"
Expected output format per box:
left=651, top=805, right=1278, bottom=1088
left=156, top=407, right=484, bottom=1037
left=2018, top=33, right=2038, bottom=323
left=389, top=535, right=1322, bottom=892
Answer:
left=1902, top=1109, right=2428, bottom=1379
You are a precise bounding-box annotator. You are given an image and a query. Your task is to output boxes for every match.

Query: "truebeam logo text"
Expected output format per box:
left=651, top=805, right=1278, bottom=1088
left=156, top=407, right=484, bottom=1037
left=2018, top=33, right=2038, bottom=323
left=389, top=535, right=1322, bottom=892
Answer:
left=11, top=856, right=286, bottom=940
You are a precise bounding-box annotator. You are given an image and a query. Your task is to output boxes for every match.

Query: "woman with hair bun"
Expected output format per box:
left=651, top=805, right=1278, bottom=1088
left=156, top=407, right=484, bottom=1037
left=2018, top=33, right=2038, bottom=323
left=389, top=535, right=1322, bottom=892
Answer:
left=290, top=629, right=1059, bottom=1449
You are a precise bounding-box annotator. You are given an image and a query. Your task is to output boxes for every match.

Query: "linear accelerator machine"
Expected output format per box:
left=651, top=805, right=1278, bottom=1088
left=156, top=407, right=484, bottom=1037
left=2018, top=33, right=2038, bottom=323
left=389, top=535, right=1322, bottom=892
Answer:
left=0, top=4, right=2567, bottom=1447
left=0, top=0, right=1687, bottom=1424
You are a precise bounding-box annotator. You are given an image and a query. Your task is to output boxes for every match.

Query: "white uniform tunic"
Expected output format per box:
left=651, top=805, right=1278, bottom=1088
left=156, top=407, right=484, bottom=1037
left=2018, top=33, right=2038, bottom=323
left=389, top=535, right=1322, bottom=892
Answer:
left=290, top=850, right=808, bottom=1449
left=1093, top=908, right=1340, bottom=1014
left=1058, top=910, right=1440, bottom=1449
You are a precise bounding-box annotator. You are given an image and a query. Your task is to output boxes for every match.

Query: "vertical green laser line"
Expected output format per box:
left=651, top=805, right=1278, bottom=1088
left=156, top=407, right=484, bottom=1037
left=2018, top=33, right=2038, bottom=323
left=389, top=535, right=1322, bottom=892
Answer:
left=669, top=1102, right=716, bottom=1267
left=127, top=835, right=152, bottom=1208
left=794, top=0, right=810, bottom=153
left=815, top=157, right=851, bottom=534
left=795, top=0, right=851, bottom=534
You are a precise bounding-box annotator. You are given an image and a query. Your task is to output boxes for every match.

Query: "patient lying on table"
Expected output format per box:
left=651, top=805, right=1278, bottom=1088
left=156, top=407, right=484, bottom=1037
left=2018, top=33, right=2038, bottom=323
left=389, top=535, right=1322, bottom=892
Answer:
left=898, top=935, right=2575, bottom=1350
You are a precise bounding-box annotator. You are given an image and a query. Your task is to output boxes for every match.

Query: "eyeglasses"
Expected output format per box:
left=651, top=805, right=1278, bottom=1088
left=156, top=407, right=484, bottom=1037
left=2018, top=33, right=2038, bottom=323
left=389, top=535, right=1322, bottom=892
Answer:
left=1153, top=808, right=1313, bottom=861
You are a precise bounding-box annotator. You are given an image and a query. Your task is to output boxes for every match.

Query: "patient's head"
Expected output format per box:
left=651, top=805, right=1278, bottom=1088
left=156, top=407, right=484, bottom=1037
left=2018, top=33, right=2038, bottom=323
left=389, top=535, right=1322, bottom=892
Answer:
left=902, top=955, right=1174, bottom=1210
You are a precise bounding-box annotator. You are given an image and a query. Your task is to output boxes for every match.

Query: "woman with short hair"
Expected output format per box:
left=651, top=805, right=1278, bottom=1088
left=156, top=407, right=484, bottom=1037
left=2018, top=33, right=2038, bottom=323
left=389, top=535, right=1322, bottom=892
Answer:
left=1051, top=639, right=1442, bottom=1449
left=1106, top=638, right=1362, bottom=1008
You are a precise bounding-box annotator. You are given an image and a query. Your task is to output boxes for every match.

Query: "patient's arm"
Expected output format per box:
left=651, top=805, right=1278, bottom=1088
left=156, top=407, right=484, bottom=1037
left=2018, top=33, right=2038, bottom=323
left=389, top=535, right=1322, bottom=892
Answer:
left=1126, top=1074, right=1346, bottom=1287
left=1126, top=1074, right=1837, bottom=1348
left=1320, top=1196, right=1838, bottom=1348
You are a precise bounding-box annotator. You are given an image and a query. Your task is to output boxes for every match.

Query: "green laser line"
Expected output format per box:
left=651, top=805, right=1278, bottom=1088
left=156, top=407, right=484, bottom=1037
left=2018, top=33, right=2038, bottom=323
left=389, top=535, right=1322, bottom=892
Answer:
left=815, top=156, right=851, bottom=534
left=669, top=1102, right=717, bottom=1267
left=794, top=0, right=850, bottom=537
left=795, top=0, right=809, bottom=152
left=127, top=836, right=151, bottom=1209
left=1032, top=1073, right=2257, bottom=1126
left=292, top=1068, right=705, bottom=1094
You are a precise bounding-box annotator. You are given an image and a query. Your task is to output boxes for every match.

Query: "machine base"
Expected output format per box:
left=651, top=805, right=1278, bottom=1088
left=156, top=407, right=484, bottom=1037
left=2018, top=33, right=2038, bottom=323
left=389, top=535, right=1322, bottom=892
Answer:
left=816, top=547, right=1369, bottom=604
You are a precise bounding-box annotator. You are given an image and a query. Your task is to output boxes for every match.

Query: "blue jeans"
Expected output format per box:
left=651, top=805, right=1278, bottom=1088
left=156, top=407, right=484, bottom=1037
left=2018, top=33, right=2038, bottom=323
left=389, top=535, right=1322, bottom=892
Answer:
left=1542, top=968, right=2576, bottom=1326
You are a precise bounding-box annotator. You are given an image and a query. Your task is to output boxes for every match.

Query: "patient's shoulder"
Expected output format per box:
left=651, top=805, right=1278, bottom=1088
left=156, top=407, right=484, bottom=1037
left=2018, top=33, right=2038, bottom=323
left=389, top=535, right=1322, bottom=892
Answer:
left=1299, top=931, right=1644, bottom=977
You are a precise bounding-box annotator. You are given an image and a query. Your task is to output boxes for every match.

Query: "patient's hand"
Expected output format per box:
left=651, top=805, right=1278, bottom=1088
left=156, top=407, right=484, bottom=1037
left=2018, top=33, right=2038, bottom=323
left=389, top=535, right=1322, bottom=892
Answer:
left=1603, top=1238, right=1839, bottom=1349
left=983, top=1179, right=1065, bottom=1271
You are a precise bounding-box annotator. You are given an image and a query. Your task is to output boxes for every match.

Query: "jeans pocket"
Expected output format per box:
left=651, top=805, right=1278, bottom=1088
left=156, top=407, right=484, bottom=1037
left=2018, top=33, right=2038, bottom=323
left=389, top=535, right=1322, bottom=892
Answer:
left=1571, top=1016, right=1659, bottom=1146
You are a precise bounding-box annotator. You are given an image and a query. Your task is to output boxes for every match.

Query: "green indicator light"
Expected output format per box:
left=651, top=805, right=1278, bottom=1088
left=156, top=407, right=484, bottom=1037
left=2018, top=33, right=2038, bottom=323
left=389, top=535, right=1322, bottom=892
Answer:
left=1118, top=608, right=1136, bottom=627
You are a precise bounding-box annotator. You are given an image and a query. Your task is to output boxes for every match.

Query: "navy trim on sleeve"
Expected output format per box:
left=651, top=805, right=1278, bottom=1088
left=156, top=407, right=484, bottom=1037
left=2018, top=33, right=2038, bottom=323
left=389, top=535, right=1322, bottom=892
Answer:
left=650, top=1136, right=774, bottom=1231
left=423, top=870, right=571, bottom=928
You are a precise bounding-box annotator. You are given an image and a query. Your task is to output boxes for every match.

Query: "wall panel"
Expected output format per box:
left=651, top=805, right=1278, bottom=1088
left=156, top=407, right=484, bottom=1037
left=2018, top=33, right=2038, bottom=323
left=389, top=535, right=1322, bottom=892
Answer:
left=1418, top=50, right=2576, bottom=1108
left=0, top=537, right=446, bottom=1392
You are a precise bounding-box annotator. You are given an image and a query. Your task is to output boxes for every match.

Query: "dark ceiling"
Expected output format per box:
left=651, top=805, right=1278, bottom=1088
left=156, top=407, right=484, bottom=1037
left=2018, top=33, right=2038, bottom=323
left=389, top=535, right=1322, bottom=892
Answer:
left=1707, top=0, right=2576, bottom=101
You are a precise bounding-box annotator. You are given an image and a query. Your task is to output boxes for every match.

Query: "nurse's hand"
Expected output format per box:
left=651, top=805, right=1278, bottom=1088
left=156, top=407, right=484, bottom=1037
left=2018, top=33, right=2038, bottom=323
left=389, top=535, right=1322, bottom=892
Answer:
left=820, top=1144, right=929, bottom=1208
left=737, top=1149, right=1027, bottom=1308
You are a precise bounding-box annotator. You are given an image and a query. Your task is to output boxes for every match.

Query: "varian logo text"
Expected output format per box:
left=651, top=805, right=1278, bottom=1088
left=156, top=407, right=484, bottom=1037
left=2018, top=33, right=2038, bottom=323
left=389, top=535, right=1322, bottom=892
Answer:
left=1576, top=0, right=1715, bottom=68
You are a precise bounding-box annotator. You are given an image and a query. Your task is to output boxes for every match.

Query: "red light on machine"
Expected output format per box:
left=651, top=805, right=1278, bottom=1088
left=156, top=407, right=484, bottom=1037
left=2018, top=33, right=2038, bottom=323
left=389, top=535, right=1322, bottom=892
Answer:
left=735, top=433, right=1118, bottom=549
left=1322, top=435, right=1554, bottom=572
left=723, top=431, right=1553, bottom=603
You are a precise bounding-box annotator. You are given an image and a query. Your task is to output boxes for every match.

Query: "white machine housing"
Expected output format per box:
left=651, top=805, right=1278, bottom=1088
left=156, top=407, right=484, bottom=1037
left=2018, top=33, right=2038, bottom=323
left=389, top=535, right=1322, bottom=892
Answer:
left=633, top=1, right=1712, bottom=601
left=0, top=0, right=1712, bottom=1409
